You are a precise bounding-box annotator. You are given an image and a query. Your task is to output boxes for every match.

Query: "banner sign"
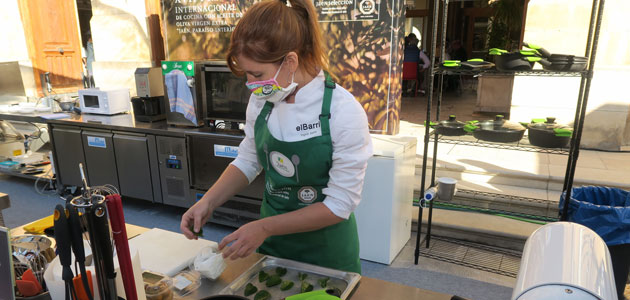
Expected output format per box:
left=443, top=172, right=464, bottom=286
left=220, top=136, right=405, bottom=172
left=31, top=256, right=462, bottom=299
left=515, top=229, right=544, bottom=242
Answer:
left=162, top=0, right=404, bottom=134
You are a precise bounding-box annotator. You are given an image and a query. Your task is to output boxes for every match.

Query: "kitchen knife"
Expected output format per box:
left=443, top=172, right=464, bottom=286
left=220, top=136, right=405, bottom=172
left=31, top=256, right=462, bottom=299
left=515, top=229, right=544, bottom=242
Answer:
left=67, top=203, right=94, bottom=300
left=91, top=202, right=118, bottom=300
left=54, top=204, right=76, bottom=300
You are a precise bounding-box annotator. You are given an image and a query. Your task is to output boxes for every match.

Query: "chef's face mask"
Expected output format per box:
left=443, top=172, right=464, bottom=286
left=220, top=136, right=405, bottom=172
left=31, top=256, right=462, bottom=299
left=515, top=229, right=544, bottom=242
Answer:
left=245, top=59, right=297, bottom=103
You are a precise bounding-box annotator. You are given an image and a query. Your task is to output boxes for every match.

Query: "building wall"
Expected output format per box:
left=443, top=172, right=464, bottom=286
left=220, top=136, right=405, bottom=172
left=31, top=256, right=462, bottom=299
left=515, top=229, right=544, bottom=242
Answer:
left=90, top=0, right=154, bottom=95
left=0, top=0, right=38, bottom=101
left=510, top=0, right=630, bottom=151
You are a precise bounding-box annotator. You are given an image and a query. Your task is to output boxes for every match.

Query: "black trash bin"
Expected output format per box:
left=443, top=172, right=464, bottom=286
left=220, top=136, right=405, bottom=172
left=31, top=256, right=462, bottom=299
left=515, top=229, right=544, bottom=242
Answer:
left=560, top=186, right=630, bottom=299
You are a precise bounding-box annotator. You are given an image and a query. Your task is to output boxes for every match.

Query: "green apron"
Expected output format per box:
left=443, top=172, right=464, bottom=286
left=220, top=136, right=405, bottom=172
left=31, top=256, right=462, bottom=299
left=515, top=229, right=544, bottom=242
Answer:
left=254, top=73, right=361, bottom=274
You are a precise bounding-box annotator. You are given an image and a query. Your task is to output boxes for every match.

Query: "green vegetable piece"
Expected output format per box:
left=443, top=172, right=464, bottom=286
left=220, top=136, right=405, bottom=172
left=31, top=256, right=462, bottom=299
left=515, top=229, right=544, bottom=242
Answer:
left=318, top=277, right=330, bottom=288
left=467, top=58, right=483, bottom=62
left=275, top=267, right=287, bottom=277
left=300, top=281, right=314, bottom=293
left=280, top=280, right=294, bottom=291
left=298, top=272, right=308, bottom=281
left=244, top=283, right=258, bottom=296
left=254, top=290, right=271, bottom=300
left=265, top=275, right=282, bottom=287
left=188, top=225, right=203, bottom=237
left=258, top=270, right=270, bottom=283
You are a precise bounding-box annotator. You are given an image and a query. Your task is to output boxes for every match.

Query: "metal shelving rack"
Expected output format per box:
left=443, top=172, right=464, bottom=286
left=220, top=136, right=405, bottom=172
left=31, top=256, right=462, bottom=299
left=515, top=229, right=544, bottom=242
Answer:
left=433, top=133, right=570, bottom=154
left=414, top=0, right=606, bottom=264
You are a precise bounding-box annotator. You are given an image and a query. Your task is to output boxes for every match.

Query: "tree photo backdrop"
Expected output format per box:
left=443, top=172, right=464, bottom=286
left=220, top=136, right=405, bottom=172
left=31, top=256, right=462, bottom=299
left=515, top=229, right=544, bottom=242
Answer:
left=162, top=0, right=404, bottom=134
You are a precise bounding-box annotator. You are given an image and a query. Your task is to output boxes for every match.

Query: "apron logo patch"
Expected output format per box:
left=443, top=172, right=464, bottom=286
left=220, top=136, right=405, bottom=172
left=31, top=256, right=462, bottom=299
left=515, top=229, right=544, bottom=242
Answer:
left=269, top=151, right=295, bottom=177
left=298, top=186, right=317, bottom=203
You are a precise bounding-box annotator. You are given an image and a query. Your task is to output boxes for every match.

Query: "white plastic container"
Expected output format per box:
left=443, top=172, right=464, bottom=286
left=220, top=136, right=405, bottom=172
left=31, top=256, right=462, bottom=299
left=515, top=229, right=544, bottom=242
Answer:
left=512, top=222, right=617, bottom=300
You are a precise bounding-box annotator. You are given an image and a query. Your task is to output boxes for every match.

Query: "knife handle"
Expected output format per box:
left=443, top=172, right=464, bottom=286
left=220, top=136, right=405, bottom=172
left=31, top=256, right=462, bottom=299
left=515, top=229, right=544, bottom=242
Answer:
left=92, top=202, right=116, bottom=279
left=53, top=205, right=72, bottom=267
left=66, top=204, right=86, bottom=263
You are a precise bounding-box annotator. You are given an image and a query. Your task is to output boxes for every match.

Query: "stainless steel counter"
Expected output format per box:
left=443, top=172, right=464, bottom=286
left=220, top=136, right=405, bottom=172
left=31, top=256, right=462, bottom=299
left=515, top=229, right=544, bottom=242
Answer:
left=0, top=112, right=245, bottom=139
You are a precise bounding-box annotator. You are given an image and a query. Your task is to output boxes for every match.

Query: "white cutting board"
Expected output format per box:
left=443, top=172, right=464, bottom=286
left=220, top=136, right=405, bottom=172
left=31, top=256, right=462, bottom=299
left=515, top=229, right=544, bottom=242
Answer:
left=128, top=227, right=218, bottom=276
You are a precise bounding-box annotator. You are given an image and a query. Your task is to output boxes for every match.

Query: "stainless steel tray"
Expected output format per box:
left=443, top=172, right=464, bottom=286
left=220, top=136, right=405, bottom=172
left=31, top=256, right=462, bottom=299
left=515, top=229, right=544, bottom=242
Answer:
left=220, top=255, right=361, bottom=299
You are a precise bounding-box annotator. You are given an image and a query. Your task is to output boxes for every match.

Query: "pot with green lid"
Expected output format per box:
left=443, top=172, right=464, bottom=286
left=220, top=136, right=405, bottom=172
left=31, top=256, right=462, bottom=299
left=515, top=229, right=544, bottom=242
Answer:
left=527, top=117, right=573, bottom=148
left=433, top=115, right=468, bottom=136
left=465, top=115, right=526, bottom=143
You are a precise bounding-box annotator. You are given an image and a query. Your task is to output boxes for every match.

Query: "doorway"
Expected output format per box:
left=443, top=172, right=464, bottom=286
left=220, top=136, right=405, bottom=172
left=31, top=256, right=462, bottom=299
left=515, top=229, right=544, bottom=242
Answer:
left=76, top=0, right=94, bottom=87
left=18, top=0, right=85, bottom=96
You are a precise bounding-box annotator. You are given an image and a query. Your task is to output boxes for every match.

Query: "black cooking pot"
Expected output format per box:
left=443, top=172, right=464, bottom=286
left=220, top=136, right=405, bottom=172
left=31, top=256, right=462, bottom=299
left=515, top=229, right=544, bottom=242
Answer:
left=538, top=58, right=587, bottom=72
left=527, top=117, right=573, bottom=148
left=434, top=115, right=468, bottom=136
left=548, top=54, right=588, bottom=62
left=490, top=49, right=540, bottom=72
left=466, top=115, right=526, bottom=143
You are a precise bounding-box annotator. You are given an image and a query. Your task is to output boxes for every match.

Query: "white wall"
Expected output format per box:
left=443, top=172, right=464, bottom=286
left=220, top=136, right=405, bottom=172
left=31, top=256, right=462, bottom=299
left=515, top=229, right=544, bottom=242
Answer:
left=511, top=0, right=630, bottom=151
left=90, top=0, right=154, bottom=95
left=0, top=0, right=29, bottom=62
left=0, top=0, right=37, bottom=99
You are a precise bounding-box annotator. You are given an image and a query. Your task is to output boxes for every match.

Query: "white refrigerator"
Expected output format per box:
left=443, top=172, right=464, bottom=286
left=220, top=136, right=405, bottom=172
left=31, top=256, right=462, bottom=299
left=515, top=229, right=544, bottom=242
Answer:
left=354, top=134, right=417, bottom=264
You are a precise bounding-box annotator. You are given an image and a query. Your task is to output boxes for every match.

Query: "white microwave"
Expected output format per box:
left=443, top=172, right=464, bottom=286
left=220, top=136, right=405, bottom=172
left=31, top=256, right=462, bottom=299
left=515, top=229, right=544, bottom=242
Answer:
left=78, top=88, right=131, bottom=115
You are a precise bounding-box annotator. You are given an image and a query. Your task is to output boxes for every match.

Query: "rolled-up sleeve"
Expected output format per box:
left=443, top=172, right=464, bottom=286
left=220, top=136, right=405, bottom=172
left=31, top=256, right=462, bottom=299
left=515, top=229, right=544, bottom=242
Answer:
left=230, top=98, right=263, bottom=183
left=322, top=95, right=373, bottom=219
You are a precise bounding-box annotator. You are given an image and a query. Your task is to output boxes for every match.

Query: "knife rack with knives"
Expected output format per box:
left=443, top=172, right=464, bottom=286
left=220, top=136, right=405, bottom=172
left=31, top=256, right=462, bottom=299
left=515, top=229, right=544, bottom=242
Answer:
left=53, top=163, right=137, bottom=300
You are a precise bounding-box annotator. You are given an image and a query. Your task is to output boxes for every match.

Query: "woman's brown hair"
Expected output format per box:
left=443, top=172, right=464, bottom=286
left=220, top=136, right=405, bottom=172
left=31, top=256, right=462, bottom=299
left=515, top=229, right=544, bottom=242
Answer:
left=226, top=0, right=328, bottom=77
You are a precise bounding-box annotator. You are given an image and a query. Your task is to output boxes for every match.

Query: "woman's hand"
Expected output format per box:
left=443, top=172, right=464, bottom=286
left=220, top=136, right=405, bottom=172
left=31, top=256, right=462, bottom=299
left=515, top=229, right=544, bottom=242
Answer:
left=219, top=220, right=270, bottom=260
left=180, top=199, right=213, bottom=240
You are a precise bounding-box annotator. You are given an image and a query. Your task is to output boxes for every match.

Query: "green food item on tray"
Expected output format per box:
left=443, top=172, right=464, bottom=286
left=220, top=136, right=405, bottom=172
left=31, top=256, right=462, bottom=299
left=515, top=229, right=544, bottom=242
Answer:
left=266, top=275, right=282, bottom=287
left=275, top=267, right=288, bottom=276
left=244, top=283, right=258, bottom=296
left=188, top=225, right=203, bottom=237
left=258, top=270, right=270, bottom=283
left=318, top=277, right=330, bottom=288
left=280, top=280, right=294, bottom=291
left=254, top=290, right=271, bottom=300
left=300, top=281, right=313, bottom=293
left=298, top=272, right=308, bottom=281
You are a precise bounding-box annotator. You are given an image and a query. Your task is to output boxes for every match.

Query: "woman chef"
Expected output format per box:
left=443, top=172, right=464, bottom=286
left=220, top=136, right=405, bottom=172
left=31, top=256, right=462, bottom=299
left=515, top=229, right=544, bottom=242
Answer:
left=180, top=0, right=372, bottom=273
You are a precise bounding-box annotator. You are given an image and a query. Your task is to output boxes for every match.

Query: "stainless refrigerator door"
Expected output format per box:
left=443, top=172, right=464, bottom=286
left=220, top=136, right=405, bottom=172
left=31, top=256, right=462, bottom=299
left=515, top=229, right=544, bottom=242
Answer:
left=51, top=125, right=86, bottom=187
left=113, top=133, right=154, bottom=201
left=82, top=130, right=119, bottom=189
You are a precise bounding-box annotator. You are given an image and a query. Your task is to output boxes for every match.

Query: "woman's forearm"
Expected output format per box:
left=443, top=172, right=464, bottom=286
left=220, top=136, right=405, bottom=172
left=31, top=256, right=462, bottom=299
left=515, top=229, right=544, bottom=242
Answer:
left=258, top=202, right=344, bottom=236
left=201, top=164, right=251, bottom=211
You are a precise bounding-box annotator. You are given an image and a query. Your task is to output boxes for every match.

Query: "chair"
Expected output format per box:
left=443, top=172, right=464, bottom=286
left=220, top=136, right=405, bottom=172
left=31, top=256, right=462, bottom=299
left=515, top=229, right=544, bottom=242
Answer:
left=402, top=62, right=419, bottom=97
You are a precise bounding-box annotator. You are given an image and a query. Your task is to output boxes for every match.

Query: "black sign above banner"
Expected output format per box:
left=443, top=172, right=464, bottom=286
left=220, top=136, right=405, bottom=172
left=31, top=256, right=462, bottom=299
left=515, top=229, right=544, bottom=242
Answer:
left=314, top=0, right=379, bottom=22
left=163, top=0, right=251, bottom=61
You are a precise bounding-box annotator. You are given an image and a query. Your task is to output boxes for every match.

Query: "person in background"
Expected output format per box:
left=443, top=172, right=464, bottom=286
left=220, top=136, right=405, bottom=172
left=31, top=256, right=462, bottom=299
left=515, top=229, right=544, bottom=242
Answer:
left=180, top=0, right=372, bottom=274
left=449, top=40, right=467, bottom=62
left=403, top=33, right=430, bottom=96
left=446, top=40, right=467, bottom=92
left=81, top=33, right=95, bottom=88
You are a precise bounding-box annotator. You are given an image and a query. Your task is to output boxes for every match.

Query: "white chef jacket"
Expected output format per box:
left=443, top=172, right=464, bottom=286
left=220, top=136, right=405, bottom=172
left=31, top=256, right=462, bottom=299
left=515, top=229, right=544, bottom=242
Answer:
left=231, top=71, right=373, bottom=219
